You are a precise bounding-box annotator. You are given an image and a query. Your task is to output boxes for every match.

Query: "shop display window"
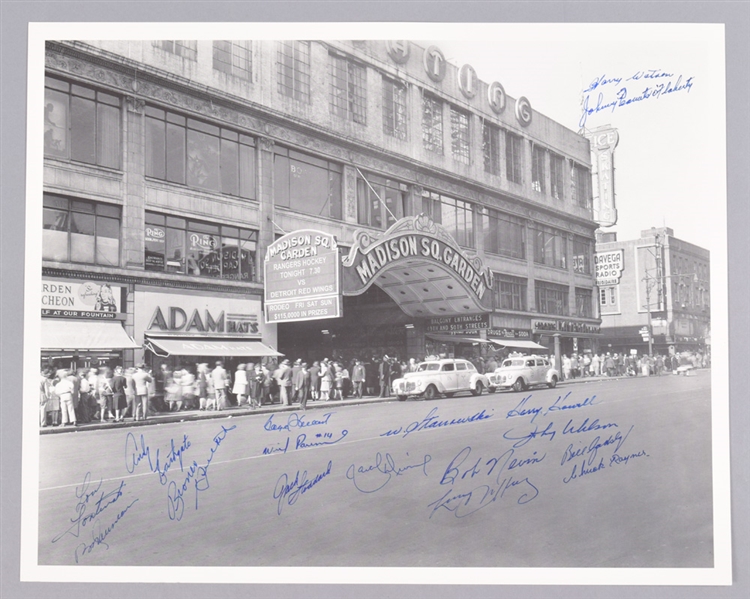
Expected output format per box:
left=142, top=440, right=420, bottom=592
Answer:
left=145, top=211, right=257, bottom=281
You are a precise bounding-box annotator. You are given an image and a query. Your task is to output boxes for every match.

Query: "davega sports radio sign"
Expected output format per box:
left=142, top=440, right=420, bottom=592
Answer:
left=264, top=230, right=341, bottom=323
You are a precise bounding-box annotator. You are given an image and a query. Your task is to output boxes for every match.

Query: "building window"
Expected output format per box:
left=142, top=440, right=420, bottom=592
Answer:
left=277, top=41, right=311, bottom=102
left=550, top=153, right=564, bottom=200
left=152, top=40, right=197, bottom=61
left=505, top=131, right=524, bottom=184
left=533, top=225, right=567, bottom=269
left=450, top=106, right=470, bottom=164
left=329, top=53, right=367, bottom=124
left=572, top=236, right=593, bottom=274
left=44, top=77, right=121, bottom=169
left=213, top=41, right=252, bottom=80
left=535, top=282, right=569, bottom=316
left=356, top=173, right=407, bottom=230
left=421, top=190, right=474, bottom=248
left=575, top=288, right=593, bottom=318
left=145, top=107, right=256, bottom=199
left=145, top=212, right=257, bottom=281
left=382, top=77, right=407, bottom=140
left=599, top=286, right=619, bottom=314
left=493, top=274, right=527, bottom=311
left=571, top=162, right=592, bottom=208
left=482, top=122, right=500, bottom=176
left=274, top=147, right=343, bottom=220
left=42, top=194, right=120, bottom=266
left=531, top=145, right=546, bottom=193
left=422, top=93, right=443, bottom=154
left=484, top=209, right=525, bottom=259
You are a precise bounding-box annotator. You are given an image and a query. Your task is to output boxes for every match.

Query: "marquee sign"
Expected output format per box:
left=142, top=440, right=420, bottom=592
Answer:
left=342, top=215, right=494, bottom=315
left=264, top=230, right=341, bottom=324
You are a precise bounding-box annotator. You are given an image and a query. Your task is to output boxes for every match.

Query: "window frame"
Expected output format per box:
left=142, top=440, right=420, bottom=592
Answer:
left=421, top=93, right=444, bottom=155
left=505, top=131, right=524, bottom=184
left=535, top=281, right=570, bottom=316
left=482, top=121, right=501, bottom=176
left=212, top=40, right=252, bottom=81
left=329, top=52, right=367, bottom=124
left=450, top=105, right=470, bottom=164
left=531, top=144, right=546, bottom=193
left=382, top=76, right=408, bottom=140
left=277, top=40, right=311, bottom=103
left=492, top=273, right=528, bottom=312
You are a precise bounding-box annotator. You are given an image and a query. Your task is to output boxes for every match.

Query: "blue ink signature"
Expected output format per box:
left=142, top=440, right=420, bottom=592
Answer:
left=579, top=71, right=694, bottom=128
left=295, top=429, right=348, bottom=450
left=273, top=461, right=333, bottom=515
left=51, top=472, right=133, bottom=545
left=560, top=425, right=634, bottom=468
left=562, top=458, right=606, bottom=483
left=562, top=418, right=618, bottom=435
left=380, top=406, right=493, bottom=439
left=262, top=436, right=290, bottom=455
left=264, top=411, right=335, bottom=433
left=74, top=498, right=138, bottom=563
left=505, top=392, right=599, bottom=424
left=346, top=452, right=432, bottom=493
left=610, top=450, right=649, bottom=466
left=428, top=446, right=541, bottom=518
left=124, top=432, right=192, bottom=485
left=502, top=421, right=557, bottom=448
left=166, top=424, right=236, bottom=521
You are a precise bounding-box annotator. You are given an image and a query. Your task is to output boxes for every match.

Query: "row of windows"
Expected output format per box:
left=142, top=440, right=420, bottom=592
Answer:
left=492, top=276, right=594, bottom=317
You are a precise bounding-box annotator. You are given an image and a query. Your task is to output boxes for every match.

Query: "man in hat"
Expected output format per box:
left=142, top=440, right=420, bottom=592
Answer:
left=132, top=363, right=153, bottom=421
left=379, top=355, right=391, bottom=398
left=294, top=362, right=311, bottom=410
left=290, top=359, right=303, bottom=404
left=211, top=361, right=229, bottom=411
left=278, top=359, right=293, bottom=406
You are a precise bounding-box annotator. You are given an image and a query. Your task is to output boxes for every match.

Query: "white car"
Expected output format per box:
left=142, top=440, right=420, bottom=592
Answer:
left=486, top=355, right=560, bottom=392
left=392, top=359, right=490, bottom=401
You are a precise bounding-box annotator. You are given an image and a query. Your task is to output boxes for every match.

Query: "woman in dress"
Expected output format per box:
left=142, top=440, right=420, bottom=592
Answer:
left=98, top=367, right=114, bottom=422
left=232, top=364, right=248, bottom=407
left=320, top=360, right=332, bottom=401
left=111, top=366, right=128, bottom=422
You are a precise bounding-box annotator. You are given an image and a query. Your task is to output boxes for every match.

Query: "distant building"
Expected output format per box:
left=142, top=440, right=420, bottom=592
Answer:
left=595, top=227, right=710, bottom=355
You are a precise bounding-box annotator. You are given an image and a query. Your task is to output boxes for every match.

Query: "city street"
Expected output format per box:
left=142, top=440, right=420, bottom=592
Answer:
left=38, top=371, right=713, bottom=568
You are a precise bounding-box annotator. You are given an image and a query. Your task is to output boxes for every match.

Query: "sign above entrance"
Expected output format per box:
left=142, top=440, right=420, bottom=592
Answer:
left=41, top=279, right=124, bottom=320
left=342, top=215, right=493, bottom=318
left=264, top=230, right=341, bottom=324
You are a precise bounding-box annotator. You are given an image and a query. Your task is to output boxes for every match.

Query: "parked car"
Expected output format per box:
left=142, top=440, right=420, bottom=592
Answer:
left=391, top=358, right=490, bottom=401
left=486, top=355, right=559, bottom=392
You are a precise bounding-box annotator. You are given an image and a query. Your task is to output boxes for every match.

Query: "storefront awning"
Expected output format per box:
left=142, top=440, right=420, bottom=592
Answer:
left=426, top=333, right=491, bottom=345
left=489, top=339, right=550, bottom=351
left=41, top=319, right=140, bottom=350
left=144, top=337, right=284, bottom=358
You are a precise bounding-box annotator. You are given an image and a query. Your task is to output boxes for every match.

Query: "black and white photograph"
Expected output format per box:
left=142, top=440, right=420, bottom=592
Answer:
left=13, top=18, right=735, bottom=588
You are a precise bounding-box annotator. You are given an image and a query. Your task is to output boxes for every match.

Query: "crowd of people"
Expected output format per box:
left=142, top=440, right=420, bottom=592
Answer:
left=39, top=349, right=710, bottom=426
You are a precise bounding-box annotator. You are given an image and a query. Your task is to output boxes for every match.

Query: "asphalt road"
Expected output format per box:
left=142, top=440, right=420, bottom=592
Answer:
left=38, top=371, right=713, bottom=568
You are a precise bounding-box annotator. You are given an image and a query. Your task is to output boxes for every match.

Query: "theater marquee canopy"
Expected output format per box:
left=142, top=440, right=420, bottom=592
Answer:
left=342, top=215, right=494, bottom=318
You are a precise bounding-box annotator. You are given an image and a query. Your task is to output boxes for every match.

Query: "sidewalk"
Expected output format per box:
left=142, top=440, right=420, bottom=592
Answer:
left=39, top=371, right=691, bottom=435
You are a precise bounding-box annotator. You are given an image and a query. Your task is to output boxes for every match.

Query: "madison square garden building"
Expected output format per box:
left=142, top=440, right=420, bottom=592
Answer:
left=40, top=39, right=602, bottom=371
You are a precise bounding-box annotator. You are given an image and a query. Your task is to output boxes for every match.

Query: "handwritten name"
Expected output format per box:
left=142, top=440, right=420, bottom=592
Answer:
left=264, top=411, right=335, bottom=433
left=346, top=452, right=432, bottom=493
left=506, top=392, right=599, bottom=424
left=74, top=498, right=138, bottom=563
left=124, top=432, right=192, bottom=485
left=273, top=461, right=333, bottom=515
left=166, top=424, right=236, bottom=521
left=380, top=406, right=493, bottom=439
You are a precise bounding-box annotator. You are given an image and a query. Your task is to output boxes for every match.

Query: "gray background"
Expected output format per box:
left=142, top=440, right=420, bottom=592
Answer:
left=1, top=1, right=747, bottom=598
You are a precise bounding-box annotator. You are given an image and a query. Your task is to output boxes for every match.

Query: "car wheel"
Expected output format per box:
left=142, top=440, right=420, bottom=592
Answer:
left=489, top=386, right=496, bottom=394
left=512, top=378, right=526, bottom=392
left=547, top=376, right=558, bottom=389
left=471, top=381, right=484, bottom=396
left=397, top=395, right=407, bottom=401
left=424, top=385, right=438, bottom=400
left=444, top=392, right=455, bottom=398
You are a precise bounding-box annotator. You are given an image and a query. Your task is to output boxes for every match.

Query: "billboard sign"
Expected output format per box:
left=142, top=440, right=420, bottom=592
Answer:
left=585, top=126, right=619, bottom=227
left=264, top=230, right=341, bottom=323
left=41, top=279, right=124, bottom=319
left=595, top=249, right=625, bottom=286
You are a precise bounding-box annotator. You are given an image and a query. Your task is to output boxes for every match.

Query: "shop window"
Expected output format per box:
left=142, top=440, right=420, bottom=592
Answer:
left=43, top=194, right=120, bottom=266
left=44, top=77, right=121, bottom=169
left=152, top=40, right=197, bottom=61
left=575, top=288, right=593, bottom=317
left=273, top=147, right=343, bottom=220
left=145, top=211, right=257, bottom=281
left=145, top=106, right=256, bottom=199
left=571, top=162, right=592, bottom=208
left=356, top=172, right=407, bottom=229
left=421, top=190, right=474, bottom=249
left=277, top=41, right=311, bottom=102
left=330, top=53, right=367, bottom=124
left=531, top=145, right=546, bottom=193
left=213, top=41, right=252, bottom=80
left=493, top=274, right=527, bottom=311
left=484, top=209, right=525, bottom=259
left=533, top=225, right=567, bottom=269
left=550, top=153, right=565, bottom=200
left=450, top=106, right=470, bottom=164
left=422, top=93, right=443, bottom=155
left=505, top=131, right=524, bottom=184
left=482, top=122, right=500, bottom=175
left=572, top=236, right=593, bottom=274
left=535, top=281, right=569, bottom=316
left=382, top=77, right=407, bottom=140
